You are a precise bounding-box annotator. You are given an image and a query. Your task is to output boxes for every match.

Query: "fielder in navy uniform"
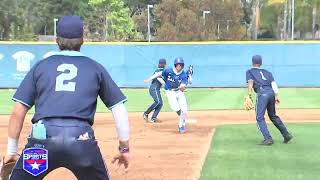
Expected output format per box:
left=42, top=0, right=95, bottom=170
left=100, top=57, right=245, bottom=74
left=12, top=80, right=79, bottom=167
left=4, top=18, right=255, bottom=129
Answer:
left=3, top=16, right=130, bottom=179
left=246, top=55, right=293, bottom=145
left=145, top=58, right=190, bottom=133
left=143, top=59, right=167, bottom=123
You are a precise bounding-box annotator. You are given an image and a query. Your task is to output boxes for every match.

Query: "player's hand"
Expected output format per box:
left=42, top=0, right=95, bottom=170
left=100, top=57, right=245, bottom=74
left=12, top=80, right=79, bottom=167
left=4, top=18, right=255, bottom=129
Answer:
left=244, top=95, right=254, bottom=111
left=3, top=154, right=19, bottom=164
left=275, top=95, right=280, bottom=104
left=144, top=79, right=149, bottom=83
left=112, top=153, right=130, bottom=173
left=179, top=85, right=186, bottom=92
left=1, top=154, right=19, bottom=179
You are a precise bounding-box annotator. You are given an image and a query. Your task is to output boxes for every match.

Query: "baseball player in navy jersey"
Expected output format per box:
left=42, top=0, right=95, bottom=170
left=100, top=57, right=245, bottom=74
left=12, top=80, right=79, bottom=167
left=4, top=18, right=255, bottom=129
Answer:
left=2, top=16, right=130, bottom=179
left=145, top=58, right=190, bottom=133
left=143, top=59, right=167, bottom=123
left=246, top=55, right=293, bottom=145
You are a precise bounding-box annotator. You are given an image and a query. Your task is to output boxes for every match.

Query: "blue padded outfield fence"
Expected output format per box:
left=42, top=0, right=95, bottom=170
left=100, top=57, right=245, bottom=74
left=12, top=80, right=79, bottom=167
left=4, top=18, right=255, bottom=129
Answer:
left=0, top=41, right=320, bottom=88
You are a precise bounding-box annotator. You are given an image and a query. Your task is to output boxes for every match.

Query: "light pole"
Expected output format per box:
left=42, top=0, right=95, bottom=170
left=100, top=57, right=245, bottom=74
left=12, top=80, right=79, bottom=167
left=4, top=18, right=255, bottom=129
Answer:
left=291, top=0, right=295, bottom=40
left=227, top=20, right=232, bottom=32
left=202, top=11, right=211, bottom=26
left=217, top=23, right=220, bottom=39
left=147, top=4, right=153, bottom=42
left=54, top=18, right=58, bottom=40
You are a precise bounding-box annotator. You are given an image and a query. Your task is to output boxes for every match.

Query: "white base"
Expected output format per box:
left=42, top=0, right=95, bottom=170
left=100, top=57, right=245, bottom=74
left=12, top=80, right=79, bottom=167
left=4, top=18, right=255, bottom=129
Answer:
left=186, top=119, right=198, bottom=124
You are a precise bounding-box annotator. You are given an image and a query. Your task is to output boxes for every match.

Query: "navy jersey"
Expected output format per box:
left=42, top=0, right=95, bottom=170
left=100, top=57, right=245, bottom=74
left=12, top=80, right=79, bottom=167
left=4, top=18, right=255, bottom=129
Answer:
left=246, top=68, right=274, bottom=92
left=150, top=68, right=164, bottom=89
left=162, top=67, right=188, bottom=90
left=13, top=51, right=126, bottom=125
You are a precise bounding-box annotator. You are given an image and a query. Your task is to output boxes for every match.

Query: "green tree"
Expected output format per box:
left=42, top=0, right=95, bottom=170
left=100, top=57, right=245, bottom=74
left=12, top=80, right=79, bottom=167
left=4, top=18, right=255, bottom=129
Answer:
left=296, top=0, right=320, bottom=38
left=0, top=0, right=90, bottom=41
left=176, top=9, right=201, bottom=41
left=154, top=0, right=245, bottom=41
left=0, top=0, right=19, bottom=40
left=132, top=10, right=148, bottom=40
left=156, top=22, right=177, bottom=41
left=260, top=2, right=283, bottom=39
left=37, top=0, right=89, bottom=36
left=89, top=0, right=137, bottom=41
left=155, top=0, right=181, bottom=26
left=123, top=0, right=148, bottom=17
left=200, top=0, right=245, bottom=40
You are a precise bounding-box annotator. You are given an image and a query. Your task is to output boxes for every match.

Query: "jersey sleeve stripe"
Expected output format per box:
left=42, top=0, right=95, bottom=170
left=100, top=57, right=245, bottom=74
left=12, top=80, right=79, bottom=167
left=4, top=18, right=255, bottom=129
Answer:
left=108, top=98, right=128, bottom=110
left=12, top=98, right=32, bottom=108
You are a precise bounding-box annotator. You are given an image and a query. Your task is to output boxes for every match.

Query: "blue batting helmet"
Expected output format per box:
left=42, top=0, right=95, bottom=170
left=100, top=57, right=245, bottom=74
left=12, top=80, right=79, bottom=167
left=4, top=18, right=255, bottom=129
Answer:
left=174, top=58, right=184, bottom=65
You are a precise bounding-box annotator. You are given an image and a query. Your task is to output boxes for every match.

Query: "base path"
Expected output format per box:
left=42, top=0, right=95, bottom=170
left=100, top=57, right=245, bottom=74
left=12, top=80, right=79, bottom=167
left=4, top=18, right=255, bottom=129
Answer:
left=0, top=109, right=320, bottom=180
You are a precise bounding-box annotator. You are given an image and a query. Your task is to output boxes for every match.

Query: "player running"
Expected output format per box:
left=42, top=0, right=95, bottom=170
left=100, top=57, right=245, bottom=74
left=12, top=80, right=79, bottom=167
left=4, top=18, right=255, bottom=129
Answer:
left=245, top=55, right=293, bottom=145
left=143, top=59, right=167, bottom=123
left=144, top=58, right=192, bottom=133
left=1, top=16, right=130, bottom=180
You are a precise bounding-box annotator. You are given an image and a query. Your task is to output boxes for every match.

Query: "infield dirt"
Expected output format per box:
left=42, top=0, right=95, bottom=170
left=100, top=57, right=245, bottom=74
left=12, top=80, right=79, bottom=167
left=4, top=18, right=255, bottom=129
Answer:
left=1, top=109, right=319, bottom=180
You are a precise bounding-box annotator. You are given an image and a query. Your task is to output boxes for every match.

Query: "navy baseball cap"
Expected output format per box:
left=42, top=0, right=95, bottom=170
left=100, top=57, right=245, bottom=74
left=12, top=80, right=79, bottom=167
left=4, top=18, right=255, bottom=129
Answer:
left=159, top=58, right=166, bottom=64
left=57, top=16, right=84, bottom=39
left=252, top=55, right=262, bottom=65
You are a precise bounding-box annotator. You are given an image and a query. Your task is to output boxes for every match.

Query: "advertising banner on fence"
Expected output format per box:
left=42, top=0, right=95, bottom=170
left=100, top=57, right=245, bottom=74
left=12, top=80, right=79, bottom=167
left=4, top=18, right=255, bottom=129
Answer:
left=1, top=42, right=320, bottom=88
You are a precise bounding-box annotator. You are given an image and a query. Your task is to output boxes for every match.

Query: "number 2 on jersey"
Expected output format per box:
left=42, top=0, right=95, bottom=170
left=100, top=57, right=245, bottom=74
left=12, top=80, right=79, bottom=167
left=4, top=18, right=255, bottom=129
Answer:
left=55, top=64, right=78, bottom=92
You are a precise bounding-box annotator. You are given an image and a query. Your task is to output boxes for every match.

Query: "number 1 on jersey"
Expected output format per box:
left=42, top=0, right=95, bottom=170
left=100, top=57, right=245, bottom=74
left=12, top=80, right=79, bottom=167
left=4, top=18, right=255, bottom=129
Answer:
left=260, top=71, right=267, bottom=80
left=55, top=64, right=78, bottom=92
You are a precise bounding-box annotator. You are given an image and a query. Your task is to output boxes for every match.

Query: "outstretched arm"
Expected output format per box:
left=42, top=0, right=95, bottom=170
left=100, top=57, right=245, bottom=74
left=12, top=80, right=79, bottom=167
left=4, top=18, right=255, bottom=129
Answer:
left=157, top=78, right=165, bottom=85
left=144, top=72, right=162, bottom=83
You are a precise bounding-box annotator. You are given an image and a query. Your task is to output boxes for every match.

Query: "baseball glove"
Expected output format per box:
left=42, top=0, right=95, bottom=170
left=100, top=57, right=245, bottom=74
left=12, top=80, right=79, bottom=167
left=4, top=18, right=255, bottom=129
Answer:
left=0, top=156, right=17, bottom=180
left=187, top=65, right=193, bottom=85
left=187, top=65, right=193, bottom=77
left=244, top=95, right=254, bottom=111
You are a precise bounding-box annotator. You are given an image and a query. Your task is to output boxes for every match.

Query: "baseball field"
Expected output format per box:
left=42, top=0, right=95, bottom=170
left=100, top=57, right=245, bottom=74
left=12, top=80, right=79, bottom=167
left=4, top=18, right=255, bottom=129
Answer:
left=1, top=88, right=320, bottom=180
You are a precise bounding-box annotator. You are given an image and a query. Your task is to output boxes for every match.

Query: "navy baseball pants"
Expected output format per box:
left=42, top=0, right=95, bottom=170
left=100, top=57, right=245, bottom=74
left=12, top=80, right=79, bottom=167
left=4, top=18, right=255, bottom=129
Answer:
left=145, top=87, right=163, bottom=119
left=256, top=89, right=289, bottom=140
left=10, top=119, right=109, bottom=180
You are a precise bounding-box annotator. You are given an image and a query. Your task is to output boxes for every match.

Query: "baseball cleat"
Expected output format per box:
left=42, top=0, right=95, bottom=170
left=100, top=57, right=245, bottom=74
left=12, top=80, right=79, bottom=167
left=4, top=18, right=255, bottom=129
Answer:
left=258, top=139, right=274, bottom=146
left=151, top=118, right=162, bottom=123
left=283, top=133, right=293, bottom=144
left=143, top=113, right=155, bottom=123
left=143, top=113, right=149, bottom=122
left=178, top=126, right=186, bottom=134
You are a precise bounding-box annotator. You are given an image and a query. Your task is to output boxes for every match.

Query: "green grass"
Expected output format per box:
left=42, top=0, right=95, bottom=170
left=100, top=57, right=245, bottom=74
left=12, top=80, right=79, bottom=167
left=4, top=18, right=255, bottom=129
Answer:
left=0, top=89, right=15, bottom=114
left=1, top=88, right=320, bottom=114
left=200, top=123, right=320, bottom=180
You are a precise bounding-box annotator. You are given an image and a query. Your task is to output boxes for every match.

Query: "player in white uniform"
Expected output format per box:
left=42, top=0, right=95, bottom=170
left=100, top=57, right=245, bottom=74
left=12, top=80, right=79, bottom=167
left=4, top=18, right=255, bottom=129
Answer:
left=145, top=58, right=191, bottom=133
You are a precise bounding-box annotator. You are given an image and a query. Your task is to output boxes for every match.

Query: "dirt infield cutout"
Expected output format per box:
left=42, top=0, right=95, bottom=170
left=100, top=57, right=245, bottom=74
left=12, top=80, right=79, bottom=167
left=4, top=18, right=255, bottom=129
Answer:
left=1, top=109, right=320, bottom=180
